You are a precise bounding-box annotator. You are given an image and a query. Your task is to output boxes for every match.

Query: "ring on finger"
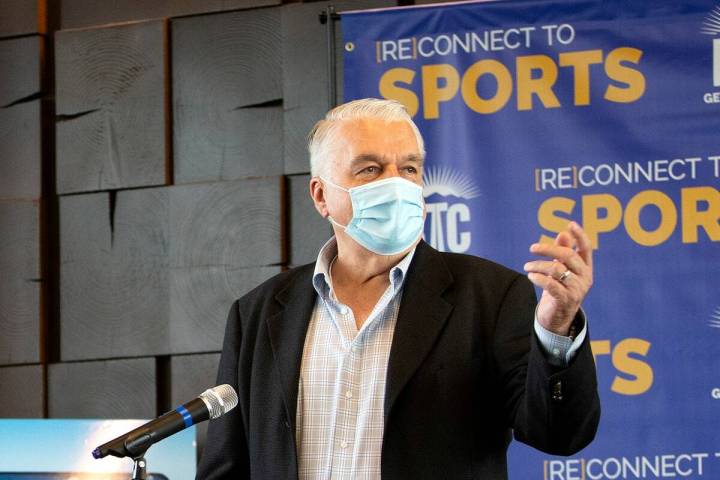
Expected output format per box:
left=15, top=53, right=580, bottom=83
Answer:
left=558, top=269, right=572, bottom=284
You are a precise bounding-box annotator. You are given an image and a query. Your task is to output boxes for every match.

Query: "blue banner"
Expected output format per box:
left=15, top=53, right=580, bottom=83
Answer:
left=342, top=0, right=720, bottom=478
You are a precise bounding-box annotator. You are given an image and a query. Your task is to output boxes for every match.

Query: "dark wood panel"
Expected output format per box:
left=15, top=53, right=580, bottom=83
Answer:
left=60, top=0, right=281, bottom=30
left=172, top=8, right=282, bottom=184
left=60, top=178, right=284, bottom=360
left=48, top=358, right=156, bottom=418
left=170, top=352, right=221, bottom=461
left=0, top=200, right=41, bottom=365
left=0, top=36, right=43, bottom=199
left=169, top=178, right=284, bottom=269
left=287, top=174, right=331, bottom=265
left=0, top=364, right=44, bottom=417
left=55, top=20, right=167, bottom=194
left=281, top=0, right=395, bottom=174
left=0, top=100, right=42, bottom=200
left=0, top=36, right=42, bottom=106
left=172, top=7, right=281, bottom=109
left=60, top=190, right=170, bottom=361
left=0, top=0, right=42, bottom=37
left=169, top=266, right=281, bottom=353
left=174, top=104, right=283, bottom=184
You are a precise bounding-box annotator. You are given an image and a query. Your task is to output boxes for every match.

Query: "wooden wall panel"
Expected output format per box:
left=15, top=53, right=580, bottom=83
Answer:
left=0, top=201, right=41, bottom=365
left=0, top=365, right=44, bottom=417
left=61, top=178, right=284, bottom=360
left=0, top=36, right=42, bottom=199
left=55, top=20, right=167, bottom=194
left=168, top=178, right=284, bottom=269
left=172, top=8, right=283, bottom=184
left=169, top=266, right=281, bottom=353
left=282, top=0, right=395, bottom=175
left=60, top=0, right=281, bottom=30
left=60, top=191, right=170, bottom=361
left=0, top=0, right=42, bottom=37
left=287, top=174, right=331, bottom=266
left=170, top=353, right=221, bottom=461
left=48, top=358, right=156, bottom=418
left=0, top=36, right=41, bottom=105
left=0, top=101, right=42, bottom=200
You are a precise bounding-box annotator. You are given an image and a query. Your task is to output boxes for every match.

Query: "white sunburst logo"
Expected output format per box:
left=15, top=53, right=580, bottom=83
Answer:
left=709, top=306, right=720, bottom=329
left=422, top=165, right=481, bottom=253
left=701, top=5, right=720, bottom=87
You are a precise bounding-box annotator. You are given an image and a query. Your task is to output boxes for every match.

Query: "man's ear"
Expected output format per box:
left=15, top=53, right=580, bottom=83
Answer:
left=309, top=177, right=328, bottom=217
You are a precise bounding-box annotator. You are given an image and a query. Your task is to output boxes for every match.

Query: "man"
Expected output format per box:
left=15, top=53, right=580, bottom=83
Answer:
left=197, top=98, right=600, bottom=479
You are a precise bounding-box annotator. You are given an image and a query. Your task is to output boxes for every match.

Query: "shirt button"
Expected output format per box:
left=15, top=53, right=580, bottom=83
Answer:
left=339, top=306, right=348, bottom=314
left=341, top=441, right=348, bottom=449
left=345, top=391, right=352, bottom=399
left=552, top=348, right=561, bottom=357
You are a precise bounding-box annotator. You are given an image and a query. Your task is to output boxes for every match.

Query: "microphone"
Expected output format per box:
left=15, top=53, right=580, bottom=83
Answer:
left=92, top=384, right=238, bottom=459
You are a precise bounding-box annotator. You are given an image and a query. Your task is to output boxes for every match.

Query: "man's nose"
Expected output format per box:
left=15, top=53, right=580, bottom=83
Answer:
left=382, top=164, right=402, bottom=178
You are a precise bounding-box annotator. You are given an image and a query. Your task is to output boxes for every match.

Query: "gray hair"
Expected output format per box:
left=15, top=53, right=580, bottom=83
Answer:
left=307, top=98, right=425, bottom=177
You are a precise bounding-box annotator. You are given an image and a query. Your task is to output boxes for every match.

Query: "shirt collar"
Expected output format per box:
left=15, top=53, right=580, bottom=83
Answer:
left=312, top=236, right=416, bottom=300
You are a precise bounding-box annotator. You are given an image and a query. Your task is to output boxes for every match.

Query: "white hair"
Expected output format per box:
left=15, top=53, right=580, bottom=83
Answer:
left=307, top=98, right=425, bottom=177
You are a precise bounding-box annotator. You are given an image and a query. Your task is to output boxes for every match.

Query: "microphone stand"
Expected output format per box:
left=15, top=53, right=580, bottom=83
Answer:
left=131, top=451, right=149, bottom=480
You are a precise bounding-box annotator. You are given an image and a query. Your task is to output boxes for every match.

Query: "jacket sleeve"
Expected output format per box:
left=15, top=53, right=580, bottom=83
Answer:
left=493, top=274, right=601, bottom=456
left=196, top=300, right=251, bottom=479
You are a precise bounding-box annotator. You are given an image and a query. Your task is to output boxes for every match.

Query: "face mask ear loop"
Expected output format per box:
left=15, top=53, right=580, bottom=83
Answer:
left=327, top=215, right=348, bottom=230
left=319, top=176, right=349, bottom=193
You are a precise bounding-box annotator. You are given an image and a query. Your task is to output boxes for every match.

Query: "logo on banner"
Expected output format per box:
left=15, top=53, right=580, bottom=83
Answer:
left=710, top=306, right=720, bottom=329
left=702, top=5, right=720, bottom=102
left=423, top=165, right=480, bottom=253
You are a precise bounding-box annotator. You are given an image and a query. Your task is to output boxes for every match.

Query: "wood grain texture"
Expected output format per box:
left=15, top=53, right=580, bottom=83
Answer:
left=60, top=178, right=284, bottom=360
left=174, top=104, right=283, bottom=184
left=169, top=266, right=281, bottom=353
left=0, top=200, right=41, bottom=365
left=170, top=352, right=221, bottom=461
left=55, top=20, right=167, bottom=194
left=60, top=191, right=170, bottom=361
left=0, top=101, right=42, bottom=200
left=0, top=0, right=42, bottom=37
left=0, top=36, right=42, bottom=106
left=60, top=0, right=281, bottom=30
left=0, top=364, right=44, bottom=417
left=288, top=174, right=331, bottom=266
left=0, top=36, right=43, bottom=199
left=172, top=8, right=282, bottom=184
left=281, top=0, right=395, bottom=175
left=48, top=357, right=156, bottom=418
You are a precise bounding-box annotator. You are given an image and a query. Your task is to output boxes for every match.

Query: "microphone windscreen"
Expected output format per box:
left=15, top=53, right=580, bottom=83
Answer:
left=200, top=384, right=239, bottom=419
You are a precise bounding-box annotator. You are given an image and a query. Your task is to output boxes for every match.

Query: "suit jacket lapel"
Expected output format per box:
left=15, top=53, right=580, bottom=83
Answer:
left=266, top=265, right=316, bottom=434
left=385, top=241, right=454, bottom=423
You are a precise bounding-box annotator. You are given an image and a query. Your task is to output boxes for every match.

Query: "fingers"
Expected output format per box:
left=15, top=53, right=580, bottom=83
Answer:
left=528, top=243, right=587, bottom=276
left=527, top=272, right=569, bottom=299
left=568, top=221, right=593, bottom=269
left=523, top=259, right=575, bottom=280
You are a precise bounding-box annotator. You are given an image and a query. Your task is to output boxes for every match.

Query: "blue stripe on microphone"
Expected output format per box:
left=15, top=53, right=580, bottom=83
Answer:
left=176, top=405, right=193, bottom=427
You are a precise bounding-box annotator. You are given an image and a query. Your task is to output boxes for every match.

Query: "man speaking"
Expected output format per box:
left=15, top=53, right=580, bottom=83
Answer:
left=197, top=98, right=600, bottom=479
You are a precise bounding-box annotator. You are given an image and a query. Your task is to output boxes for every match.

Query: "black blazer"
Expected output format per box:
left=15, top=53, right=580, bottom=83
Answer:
left=197, top=241, right=600, bottom=479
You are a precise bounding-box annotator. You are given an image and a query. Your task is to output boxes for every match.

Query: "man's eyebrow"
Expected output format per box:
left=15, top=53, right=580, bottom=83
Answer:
left=350, top=153, right=425, bottom=167
left=404, top=154, right=424, bottom=166
left=350, top=153, right=383, bottom=166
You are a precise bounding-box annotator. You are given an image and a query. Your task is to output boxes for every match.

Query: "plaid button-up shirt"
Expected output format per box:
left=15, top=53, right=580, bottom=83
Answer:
left=296, top=237, right=415, bottom=479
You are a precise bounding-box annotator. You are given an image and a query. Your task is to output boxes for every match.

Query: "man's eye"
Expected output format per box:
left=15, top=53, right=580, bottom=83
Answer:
left=404, top=166, right=418, bottom=174
left=362, top=166, right=379, bottom=174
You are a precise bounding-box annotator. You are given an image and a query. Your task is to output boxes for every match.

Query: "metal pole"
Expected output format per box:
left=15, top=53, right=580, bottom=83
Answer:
left=323, top=6, right=338, bottom=108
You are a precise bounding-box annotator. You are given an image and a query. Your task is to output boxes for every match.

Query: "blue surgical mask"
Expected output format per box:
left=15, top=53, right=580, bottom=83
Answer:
left=321, top=176, right=425, bottom=255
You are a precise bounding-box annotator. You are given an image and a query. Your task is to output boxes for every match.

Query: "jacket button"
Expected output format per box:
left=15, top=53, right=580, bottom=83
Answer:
left=552, top=381, right=563, bottom=401
left=284, top=420, right=291, bottom=429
